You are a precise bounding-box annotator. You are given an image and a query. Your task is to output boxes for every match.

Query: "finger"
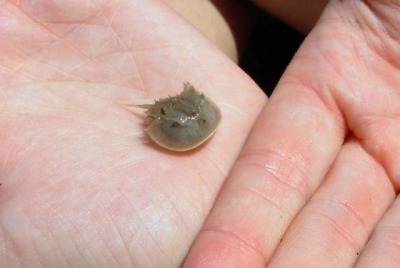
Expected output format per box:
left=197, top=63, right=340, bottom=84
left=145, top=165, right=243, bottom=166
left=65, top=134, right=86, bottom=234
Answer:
left=355, top=196, right=400, bottom=266
left=184, top=78, right=346, bottom=267
left=283, top=0, right=400, bottom=191
left=185, top=0, right=400, bottom=266
left=268, top=140, right=395, bottom=267
left=332, top=1, right=400, bottom=191
left=184, top=0, right=362, bottom=265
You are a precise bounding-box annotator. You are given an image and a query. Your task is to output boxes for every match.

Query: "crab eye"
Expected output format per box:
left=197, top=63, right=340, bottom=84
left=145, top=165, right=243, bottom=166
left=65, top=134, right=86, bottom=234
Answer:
left=160, top=107, right=166, bottom=115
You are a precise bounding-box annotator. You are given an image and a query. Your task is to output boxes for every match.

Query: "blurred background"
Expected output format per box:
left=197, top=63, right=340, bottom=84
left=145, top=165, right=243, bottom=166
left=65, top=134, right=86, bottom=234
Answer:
left=240, top=14, right=304, bottom=96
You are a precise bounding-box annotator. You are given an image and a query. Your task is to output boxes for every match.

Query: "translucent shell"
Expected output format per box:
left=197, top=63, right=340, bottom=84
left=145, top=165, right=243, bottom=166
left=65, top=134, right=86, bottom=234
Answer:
left=136, top=83, right=222, bottom=151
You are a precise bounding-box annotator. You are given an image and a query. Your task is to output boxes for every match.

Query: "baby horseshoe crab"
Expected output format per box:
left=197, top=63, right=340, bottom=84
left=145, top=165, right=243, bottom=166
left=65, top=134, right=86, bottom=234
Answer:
left=128, top=82, right=222, bottom=151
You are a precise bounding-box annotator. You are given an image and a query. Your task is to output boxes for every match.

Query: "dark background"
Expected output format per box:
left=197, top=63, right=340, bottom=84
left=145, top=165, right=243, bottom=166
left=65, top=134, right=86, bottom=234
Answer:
left=240, top=15, right=305, bottom=96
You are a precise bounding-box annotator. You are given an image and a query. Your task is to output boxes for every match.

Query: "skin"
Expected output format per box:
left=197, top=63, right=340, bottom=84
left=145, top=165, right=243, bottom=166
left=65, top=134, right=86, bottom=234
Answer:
left=185, top=0, right=400, bottom=267
left=0, top=1, right=264, bottom=267
left=164, top=0, right=258, bottom=62
left=251, top=0, right=329, bottom=33
left=1, top=0, right=400, bottom=268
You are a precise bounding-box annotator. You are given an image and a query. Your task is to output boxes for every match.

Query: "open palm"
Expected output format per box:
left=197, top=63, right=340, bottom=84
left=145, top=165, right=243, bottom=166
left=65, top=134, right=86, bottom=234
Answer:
left=0, top=0, right=265, bottom=266
left=3, top=0, right=400, bottom=267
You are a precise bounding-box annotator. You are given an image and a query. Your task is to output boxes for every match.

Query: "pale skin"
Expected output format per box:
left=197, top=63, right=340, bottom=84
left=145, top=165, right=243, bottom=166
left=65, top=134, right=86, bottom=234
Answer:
left=1, top=0, right=400, bottom=267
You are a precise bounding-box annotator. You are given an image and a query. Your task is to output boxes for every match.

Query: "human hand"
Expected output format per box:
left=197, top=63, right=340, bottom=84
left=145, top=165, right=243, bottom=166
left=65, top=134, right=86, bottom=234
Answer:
left=0, top=0, right=265, bottom=266
left=185, top=0, right=400, bottom=267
